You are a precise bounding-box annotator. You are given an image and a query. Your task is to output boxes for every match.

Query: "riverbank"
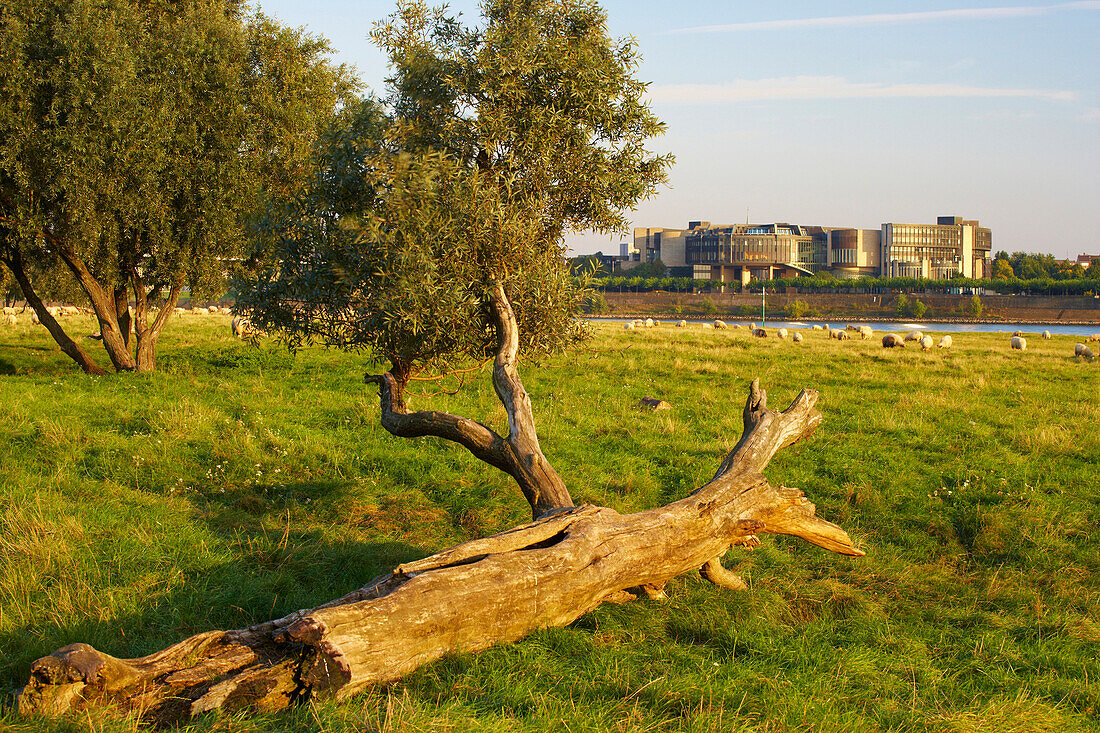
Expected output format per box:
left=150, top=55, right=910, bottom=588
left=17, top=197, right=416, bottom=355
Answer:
left=597, top=290, right=1100, bottom=324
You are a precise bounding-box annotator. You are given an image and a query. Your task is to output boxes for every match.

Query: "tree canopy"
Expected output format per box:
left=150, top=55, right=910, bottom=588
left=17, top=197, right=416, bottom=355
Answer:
left=238, top=0, right=671, bottom=516
left=0, top=0, right=355, bottom=373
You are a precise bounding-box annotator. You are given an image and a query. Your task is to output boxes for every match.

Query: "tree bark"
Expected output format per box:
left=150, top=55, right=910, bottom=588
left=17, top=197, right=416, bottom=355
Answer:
left=55, top=244, right=137, bottom=372
left=366, top=281, right=572, bottom=519
left=0, top=245, right=107, bottom=375
left=18, top=380, right=862, bottom=726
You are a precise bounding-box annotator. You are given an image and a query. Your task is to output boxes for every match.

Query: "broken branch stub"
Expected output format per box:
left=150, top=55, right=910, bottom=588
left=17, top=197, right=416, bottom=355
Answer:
left=18, top=380, right=862, bottom=725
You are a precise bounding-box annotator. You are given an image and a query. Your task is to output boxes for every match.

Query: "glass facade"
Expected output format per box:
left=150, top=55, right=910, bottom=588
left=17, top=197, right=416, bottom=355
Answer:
left=685, top=225, right=827, bottom=272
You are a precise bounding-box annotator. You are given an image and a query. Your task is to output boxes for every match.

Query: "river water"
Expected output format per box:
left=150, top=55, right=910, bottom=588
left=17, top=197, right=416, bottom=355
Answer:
left=593, top=318, right=1100, bottom=337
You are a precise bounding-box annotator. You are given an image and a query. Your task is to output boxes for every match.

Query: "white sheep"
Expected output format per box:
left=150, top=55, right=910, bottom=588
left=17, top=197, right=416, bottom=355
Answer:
left=919, top=335, right=934, bottom=351
left=1010, top=336, right=1027, bottom=351
left=644, top=318, right=654, bottom=328
left=938, top=335, right=952, bottom=349
left=1042, top=330, right=1052, bottom=340
left=777, top=328, right=788, bottom=339
left=4, top=314, right=16, bottom=327
left=792, top=332, right=804, bottom=343
left=714, top=320, right=727, bottom=330
left=623, top=321, right=635, bottom=330
left=811, top=324, right=823, bottom=330
left=1074, top=343, right=1094, bottom=360
left=845, top=324, right=859, bottom=332
left=1086, top=335, right=1100, bottom=343
left=207, top=306, right=220, bottom=314
left=676, top=320, right=687, bottom=328
left=2, top=306, right=14, bottom=316
left=859, top=325, right=873, bottom=340
left=904, top=331, right=922, bottom=342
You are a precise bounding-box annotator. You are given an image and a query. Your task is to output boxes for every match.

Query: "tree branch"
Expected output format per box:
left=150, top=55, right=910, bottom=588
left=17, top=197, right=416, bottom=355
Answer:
left=364, top=371, right=517, bottom=477
left=487, top=280, right=573, bottom=516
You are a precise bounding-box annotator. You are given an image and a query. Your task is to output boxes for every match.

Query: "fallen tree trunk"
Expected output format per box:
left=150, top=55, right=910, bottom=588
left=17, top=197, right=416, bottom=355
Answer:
left=18, top=380, right=862, bottom=725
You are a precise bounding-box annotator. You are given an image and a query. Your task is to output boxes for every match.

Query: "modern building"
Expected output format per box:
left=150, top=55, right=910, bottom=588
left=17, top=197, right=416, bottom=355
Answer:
left=626, top=215, right=991, bottom=282
left=881, top=217, right=991, bottom=279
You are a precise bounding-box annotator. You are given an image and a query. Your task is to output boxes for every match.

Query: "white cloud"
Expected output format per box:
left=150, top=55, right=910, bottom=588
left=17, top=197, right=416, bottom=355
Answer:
left=647, top=77, right=1078, bottom=104
left=669, top=2, right=1100, bottom=34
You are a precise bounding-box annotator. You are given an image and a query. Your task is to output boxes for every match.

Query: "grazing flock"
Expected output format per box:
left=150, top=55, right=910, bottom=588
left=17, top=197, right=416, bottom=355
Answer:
left=618, top=316, right=1096, bottom=361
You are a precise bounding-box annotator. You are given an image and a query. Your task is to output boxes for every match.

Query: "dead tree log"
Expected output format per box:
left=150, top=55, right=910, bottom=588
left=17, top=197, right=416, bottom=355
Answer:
left=18, top=380, right=862, bottom=725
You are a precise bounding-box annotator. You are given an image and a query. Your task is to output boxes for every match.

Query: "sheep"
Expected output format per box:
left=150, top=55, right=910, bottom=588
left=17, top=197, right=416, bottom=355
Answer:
left=1087, top=335, right=1100, bottom=343
left=231, top=316, right=259, bottom=338
left=811, top=324, right=823, bottom=330
left=4, top=314, right=16, bottom=327
left=1012, top=330, right=1025, bottom=337
left=777, top=328, right=788, bottom=339
left=882, top=334, right=905, bottom=348
left=829, top=328, right=849, bottom=341
left=919, top=335, right=934, bottom=351
left=752, top=328, right=768, bottom=338
left=2, top=306, right=14, bottom=316
left=207, top=306, right=220, bottom=314
left=1042, top=330, right=1052, bottom=340
left=792, top=332, right=804, bottom=343
left=714, top=320, right=727, bottom=329
left=1010, top=336, right=1027, bottom=351
left=858, top=325, right=873, bottom=340
left=937, top=335, right=952, bottom=349
left=1075, top=343, right=1094, bottom=360
left=676, top=320, right=687, bottom=328
left=623, top=321, right=635, bottom=330
left=845, top=324, right=859, bottom=332
left=701, top=322, right=714, bottom=329
left=904, top=331, right=922, bottom=342
left=644, top=318, right=654, bottom=328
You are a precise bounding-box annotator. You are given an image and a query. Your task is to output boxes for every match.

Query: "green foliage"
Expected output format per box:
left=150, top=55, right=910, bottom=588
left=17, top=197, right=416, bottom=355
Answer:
left=786, top=299, right=809, bottom=320
left=625, top=259, right=668, bottom=278
left=969, top=293, right=984, bottom=317
left=239, top=0, right=670, bottom=380
left=699, top=296, right=718, bottom=316
left=894, top=293, right=910, bottom=317
left=580, top=290, right=609, bottom=315
left=912, top=299, right=927, bottom=318
left=3, top=321, right=1100, bottom=731
left=0, top=0, right=353, bottom=369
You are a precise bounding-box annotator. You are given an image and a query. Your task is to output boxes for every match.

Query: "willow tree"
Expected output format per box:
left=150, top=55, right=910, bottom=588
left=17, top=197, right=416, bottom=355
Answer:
left=19, top=1, right=863, bottom=724
left=0, top=0, right=354, bottom=373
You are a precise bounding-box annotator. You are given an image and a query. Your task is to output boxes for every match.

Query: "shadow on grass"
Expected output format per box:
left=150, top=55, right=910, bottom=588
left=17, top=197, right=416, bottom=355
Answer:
left=0, top=523, right=428, bottom=714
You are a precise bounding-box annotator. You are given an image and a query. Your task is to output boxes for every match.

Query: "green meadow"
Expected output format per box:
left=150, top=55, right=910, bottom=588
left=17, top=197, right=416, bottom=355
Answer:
left=1, top=316, right=1098, bottom=732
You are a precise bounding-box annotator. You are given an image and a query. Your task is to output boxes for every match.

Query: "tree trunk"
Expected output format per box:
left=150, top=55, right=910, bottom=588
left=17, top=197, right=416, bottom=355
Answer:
left=0, top=246, right=107, bottom=375
left=366, top=281, right=573, bottom=520
left=18, top=380, right=862, bottom=726
left=55, top=245, right=137, bottom=372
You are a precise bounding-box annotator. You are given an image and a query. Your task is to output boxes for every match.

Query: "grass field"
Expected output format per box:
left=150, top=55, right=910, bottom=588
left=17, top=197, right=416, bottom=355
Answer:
left=1, top=315, right=1098, bottom=732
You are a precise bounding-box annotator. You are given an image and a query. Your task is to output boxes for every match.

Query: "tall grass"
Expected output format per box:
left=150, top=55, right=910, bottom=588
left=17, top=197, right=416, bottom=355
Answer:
left=1, top=316, right=1098, bottom=731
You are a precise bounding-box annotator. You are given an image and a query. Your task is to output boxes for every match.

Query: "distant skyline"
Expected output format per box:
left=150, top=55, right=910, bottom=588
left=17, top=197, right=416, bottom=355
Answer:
left=253, top=0, right=1099, bottom=260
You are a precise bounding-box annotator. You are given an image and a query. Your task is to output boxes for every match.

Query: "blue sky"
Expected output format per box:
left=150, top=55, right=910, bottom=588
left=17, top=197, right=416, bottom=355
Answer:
left=253, top=1, right=1099, bottom=259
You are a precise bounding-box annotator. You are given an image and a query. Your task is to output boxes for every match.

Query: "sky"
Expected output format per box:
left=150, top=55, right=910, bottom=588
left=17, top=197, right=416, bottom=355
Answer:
left=252, top=0, right=1100, bottom=260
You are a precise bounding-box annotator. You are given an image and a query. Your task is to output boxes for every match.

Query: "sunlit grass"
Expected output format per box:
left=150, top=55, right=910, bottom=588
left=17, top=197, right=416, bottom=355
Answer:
left=1, top=318, right=1098, bottom=731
